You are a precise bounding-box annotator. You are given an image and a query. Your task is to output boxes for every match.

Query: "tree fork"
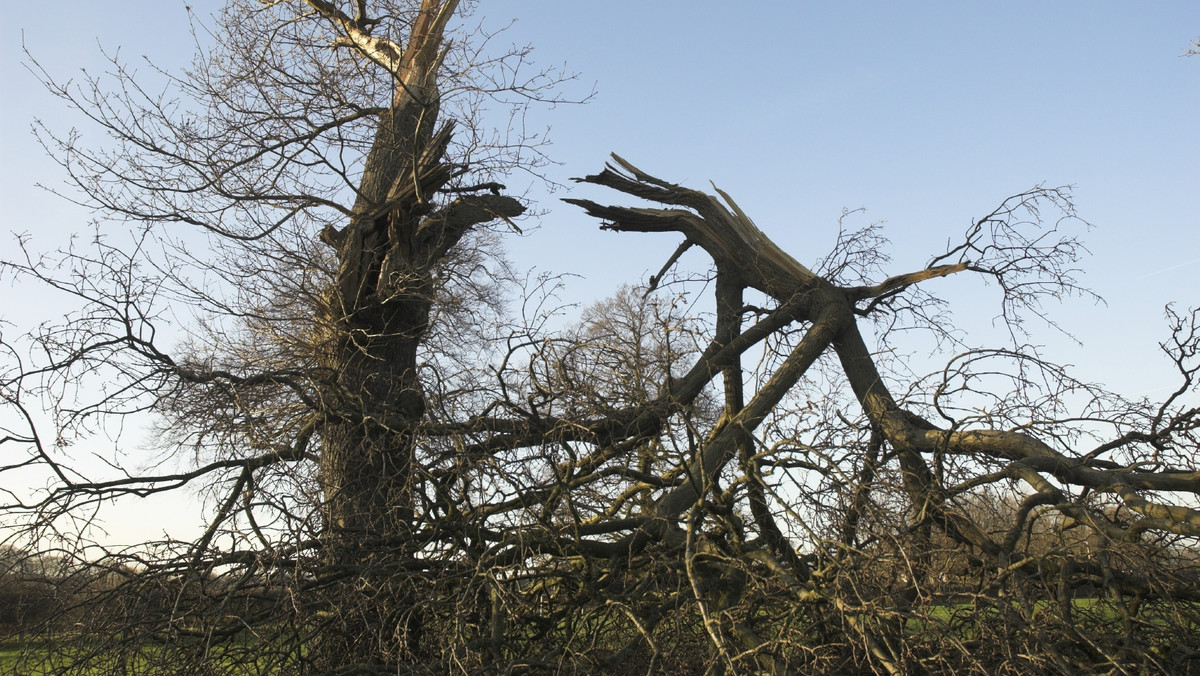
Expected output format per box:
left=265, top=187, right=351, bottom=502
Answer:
left=570, top=156, right=999, bottom=554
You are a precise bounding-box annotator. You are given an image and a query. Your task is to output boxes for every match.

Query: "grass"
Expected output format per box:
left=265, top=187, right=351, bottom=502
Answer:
left=0, top=640, right=22, bottom=675
left=1, top=637, right=63, bottom=676
left=906, top=596, right=1200, bottom=645
left=5, top=598, right=1198, bottom=675
left=0, top=634, right=287, bottom=676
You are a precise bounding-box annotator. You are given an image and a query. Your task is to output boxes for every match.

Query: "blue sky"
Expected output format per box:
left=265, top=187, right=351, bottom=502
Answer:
left=503, top=2, right=1199, bottom=394
left=1, top=1, right=1198, bottom=542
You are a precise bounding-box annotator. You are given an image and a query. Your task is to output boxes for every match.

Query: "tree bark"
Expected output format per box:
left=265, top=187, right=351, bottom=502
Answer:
left=309, top=1, right=523, bottom=667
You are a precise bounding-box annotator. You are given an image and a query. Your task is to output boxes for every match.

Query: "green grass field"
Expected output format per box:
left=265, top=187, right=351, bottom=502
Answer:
left=4, top=598, right=1197, bottom=675
left=0, top=636, right=284, bottom=676
left=1, top=638, right=56, bottom=675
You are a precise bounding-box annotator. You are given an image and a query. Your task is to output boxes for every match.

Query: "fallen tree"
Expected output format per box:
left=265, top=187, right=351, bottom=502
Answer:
left=558, top=156, right=1200, bottom=674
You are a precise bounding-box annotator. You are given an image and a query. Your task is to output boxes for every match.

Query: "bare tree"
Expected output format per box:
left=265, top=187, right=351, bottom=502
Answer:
left=3, top=0, right=575, bottom=672
left=3, top=2, right=1199, bottom=675
left=560, top=158, right=1200, bottom=674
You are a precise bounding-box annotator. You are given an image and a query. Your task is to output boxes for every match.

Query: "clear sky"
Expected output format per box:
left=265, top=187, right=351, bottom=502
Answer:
left=1, top=2, right=1198, bottom=544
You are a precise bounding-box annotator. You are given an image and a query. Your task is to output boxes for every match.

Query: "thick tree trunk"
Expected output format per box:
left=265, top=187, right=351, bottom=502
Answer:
left=316, top=322, right=428, bottom=667
left=307, top=4, right=523, bottom=666
left=314, top=110, right=438, bottom=665
left=313, top=113, right=522, bottom=665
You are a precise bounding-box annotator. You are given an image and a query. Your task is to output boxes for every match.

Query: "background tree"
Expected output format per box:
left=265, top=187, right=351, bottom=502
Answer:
left=3, top=3, right=1199, bottom=676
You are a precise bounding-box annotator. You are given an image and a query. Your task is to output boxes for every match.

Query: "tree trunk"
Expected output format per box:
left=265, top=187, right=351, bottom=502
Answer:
left=314, top=111, right=438, bottom=666
left=313, top=113, right=522, bottom=668
left=308, top=3, right=523, bottom=667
